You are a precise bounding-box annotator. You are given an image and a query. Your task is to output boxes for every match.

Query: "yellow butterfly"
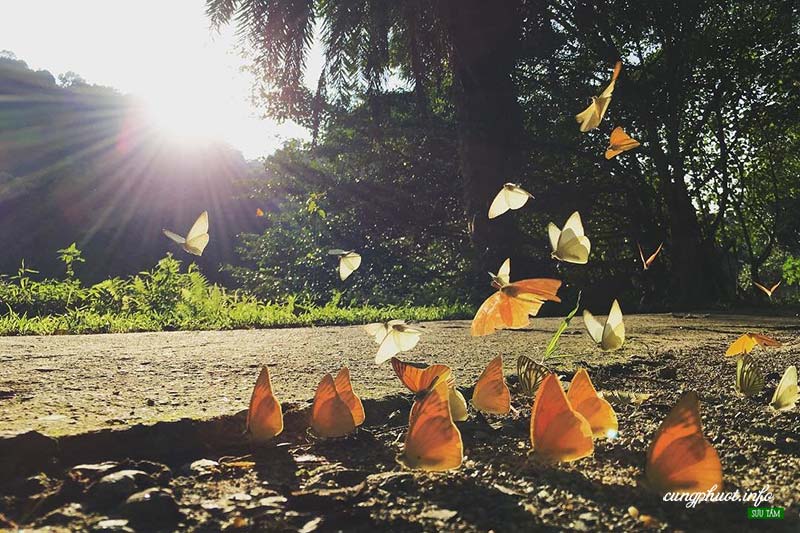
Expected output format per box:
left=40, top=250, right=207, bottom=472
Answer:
left=530, top=373, right=593, bottom=462
left=567, top=368, right=618, bottom=439
left=255, top=208, right=265, bottom=217
left=735, top=354, right=764, bottom=397
left=583, top=299, right=625, bottom=351
left=328, top=249, right=362, bottom=281
left=163, top=211, right=209, bottom=256
left=754, top=280, right=781, bottom=299
left=365, top=320, right=421, bottom=363
left=725, top=333, right=781, bottom=357
left=246, top=366, right=283, bottom=443
left=605, top=126, right=640, bottom=159
left=471, top=355, right=511, bottom=415
left=516, top=355, right=550, bottom=397
left=770, top=366, right=798, bottom=411
left=575, top=61, right=622, bottom=132
left=548, top=211, right=591, bottom=264
left=488, top=183, right=533, bottom=219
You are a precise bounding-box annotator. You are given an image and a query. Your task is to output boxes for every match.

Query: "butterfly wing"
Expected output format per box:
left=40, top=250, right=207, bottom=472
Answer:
left=517, top=355, right=550, bottom=396
left=488, top=187, right=511, bottom=219
left=600, top=299, right=625, bottom=351
left=339, top=252, right=362, bottom=281
left=400, top=381, right=463, bottom=471
left=547, top=223, right=562, bottom=254
left=770, top=281, right=782, bottom=294
left=504, top=184, right=532, bottom=211
left=566, top=368, right=618, bottom=438
left=605, top=127, right=640, bottom=160
left=496, top=258, right=511, bottom=287
left=364, top=322, right=390, bottom=343
left=448, top=386, right=469, bottom=422
left=247, top=366, right=284, bottom=443
left=183, top=211, right=209, bottom=255
left=555, top=212, right=590, bottom=263
left=735, top=354, right=764, bottom=397
left=471, top=292, right=507, bottom=337
left=646, top=243, right=663, bottom=268
left=770, top=365, right=798, bottom=411
left=334, top=367, right=365, bottom=426
left=310, top=374, right=356, bottom=438
left=576, top=100, right=601, bottom=132
left=753, top=281, right=771, bottom=297
left=375, top=326, right=421, bottom=364
left=750, top=333, right=781, bottom=348
left=183, top=233, right=209, bottom=256
left=725, top=333, right=757, bottom=357
left=530, top=373, right=593, bottom=462
left=582, top=310, right=605, bottom=345
left=471, top=355, right=511, bottom=415
left=390, top=358, right=452, bottom=393
left=162, top=229, right=186, bottom=245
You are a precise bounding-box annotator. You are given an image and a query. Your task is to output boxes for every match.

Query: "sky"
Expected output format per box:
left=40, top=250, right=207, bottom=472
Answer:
left=0, top=0, right=321, bottom=159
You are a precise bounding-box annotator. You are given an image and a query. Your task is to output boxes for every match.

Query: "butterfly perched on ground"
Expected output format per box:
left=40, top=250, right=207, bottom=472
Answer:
left=724, top=333, right=781, bottom=357
left=644, top=391, right=722, bottom=494
left=583, top=299, right=625, bottom=351
left=602, top=390, right=652, bottom=407
left=637, top=242, right=663, bottom=270
left=770, top=365, right=798, bottom=411
left=530, top=373, right=593, bottom=462
left=605, top=126, right=640, bottom=159
left=566, top=368, right=618, bottom=439
left=471, top=259, right=561, bottom=337
left=390, top=357, right=468, bottom=421
left=488, top=183, right=533, bottom=219
left=163, top=211, right=209, bottom=256
left=575, top=61, right=622, bottom=132
left=516, top=355, right=550, bottom=397
left=328, top=249, right=362, bottom=281
left=471, top=355, right=511, bottom=415
left=754, top=280, right=781, bottom=299
left=735, top=354, right=765, bottom=397
left=365, top=320, right=422, bottom=363
left=398, top=378, right=464, bottom=471
left=548, top=211, right=591, bottom=264
left=247, top=366, right=283, bottom=443
left=310, top=369, right=363, bottom=438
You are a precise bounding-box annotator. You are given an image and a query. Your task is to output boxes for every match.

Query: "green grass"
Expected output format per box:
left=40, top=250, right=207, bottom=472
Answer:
left=0, top=253, right=472, bottom=336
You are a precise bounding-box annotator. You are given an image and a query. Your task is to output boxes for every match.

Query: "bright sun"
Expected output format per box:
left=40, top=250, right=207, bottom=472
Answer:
left=144, top=88, right=223, bottom=144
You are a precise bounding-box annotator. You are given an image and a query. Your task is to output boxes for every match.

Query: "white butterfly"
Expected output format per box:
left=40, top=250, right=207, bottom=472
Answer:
left=364, top=319, right=422, bottom=364
left=488, top=183, right=533, bottom=219
left=575, top=61, right=622, bottom=133
left=328, top=249, right=362, bottom=281
left=583, top=299, right=625, bottom=351
left=163, top=211, right=209, bottom=256
left=490, top=258, right=511, bottom=288
left=548, top=211, right=591, bottom=264
left=448, top=386, right=469, bottom=422
left=735, top=354, right=764, bottom=397
left=770, top=365, right=798, bottom=411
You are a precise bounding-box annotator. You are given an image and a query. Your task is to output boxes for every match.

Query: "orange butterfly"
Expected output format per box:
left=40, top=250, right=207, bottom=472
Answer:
left=256, top=208, right=265, bottom=217
left=471, top=264, right=561, bottom=336
left=566, top=368, right=618, bottom=438
left=645, top=391, right=722, bottom=494
left=391, top=357, right=468, bottom=421
left=637, top=242, right=663, bottom=270
left=310, top=372, right=357, bottom=438
left=333, top=367, right=365, bottom=426
left=754, top=280, right=781, bottom=299
left=724, top=333, right=781, bottom=357
left=398, top=378, right=463, bottom=471
left=247, top=366, right=284, bottom=443
left=530, top=373, right=593, bottom=462
left=472, top=355, right=511, bottom=415
left=605, top=126, right=640, bottom=159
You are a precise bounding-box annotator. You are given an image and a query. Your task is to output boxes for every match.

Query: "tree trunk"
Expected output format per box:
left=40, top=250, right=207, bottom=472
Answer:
left=440, top=0, right=526, bottom=295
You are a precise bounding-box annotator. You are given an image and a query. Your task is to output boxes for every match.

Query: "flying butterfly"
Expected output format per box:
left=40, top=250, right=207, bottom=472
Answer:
left=398, top=378, right=464, bottom=471
left=770, top=365, right=798, bottom=411
left=638, top=242, right=663, bottom=270
left=583, top=299, right=625, bottom=351
left=644, top=391, right=722, bottom=494
left=310, top=373, right=357, bottom=438
left=548, top=211, right=591, bottom=264
left=529, top=373, right=594, bottom=462
left=488, top=183, right=534, bottom=219
left=390, top=358, right=467, bottom=421
left=256, top=208, right=265, bottom=217
left=247, top=366, right=283, bottom=444
left=724, top=333, right=781, bottom=357
left=163, top=211, right=209, bottom=256
left=735, top=354, right=765, bottom=397
left=491, top=258, right=511, bottom=287
left=605, top=126, right=640, bottom=159
left=366, top=320, right=422, bottom=363
left=754, top=280, right=781, bottom=299
left=517, top=355, right=550, bottom=397
left=575, top=61, right=622, bottom=132
left=566, top=368, right=618, bottom=439
left=328, top=249, right=362, bottom=281
left=471, top=355, right=511, bottom=415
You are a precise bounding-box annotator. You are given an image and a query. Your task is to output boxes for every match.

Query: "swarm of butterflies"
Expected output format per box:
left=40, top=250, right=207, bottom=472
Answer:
left=161, top=61, right=796, bottom=497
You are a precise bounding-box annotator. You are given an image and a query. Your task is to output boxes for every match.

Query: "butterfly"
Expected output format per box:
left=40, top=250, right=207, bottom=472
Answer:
left=530, top=373, right=593, bottom=462
left=365, top=320, right=422, bottom=363
left=645, top=391, right=722, bottom=494
left=491, top=258, right=511, bottom=287
left=735, top=354, right=765, bottom=397
left=724, top=333, right=781, bottom=357
left=583, top=299, right=625, bottom=351
left=398, top=378, right=464, bottom=471
left=333, top=367, right=365, bottom=426
left=575, top=61, right=622, bottom=132
left=754, top=280, right=781, bottom=299
left=516, top=355, right=550, bottom=397
left=472, top=355, right=511, bottom=415
left=602, top=390, right=652, bottom=407
left=163, top=211, right=209, bottom=256
left=638, top=242, right=663, bottom=270
left=566, top=368, right=618, bottom=438
left=605, top=126, right=640, bottom=159
left=390, top=357, right=468, bottom=421
left=770, top=365, right=798, bottom=411
left=488, top=183, right=533, bottom=219
left=328, top=249, right=362, bottom=281
left=310, top=372, right=359, bottom=438
left=256, top=208, right=265, bottom=217
left=548, top=211, right=591, bottom=264
left=247, top=366, right=283, bottom=443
